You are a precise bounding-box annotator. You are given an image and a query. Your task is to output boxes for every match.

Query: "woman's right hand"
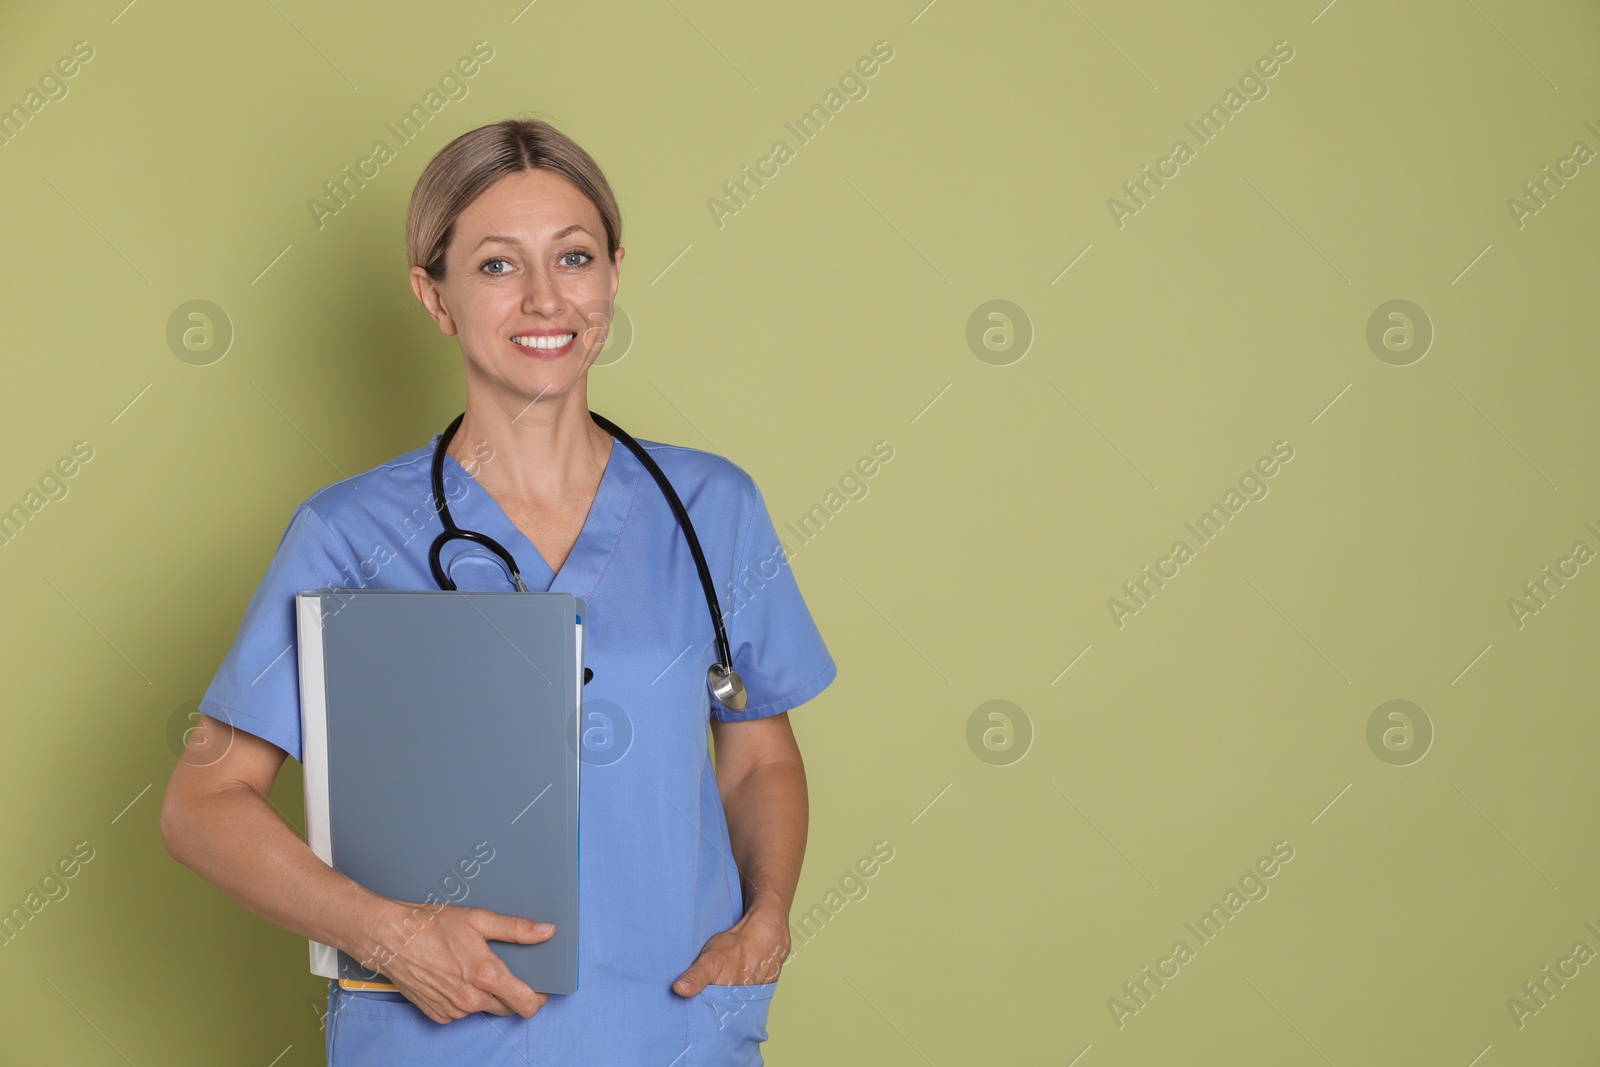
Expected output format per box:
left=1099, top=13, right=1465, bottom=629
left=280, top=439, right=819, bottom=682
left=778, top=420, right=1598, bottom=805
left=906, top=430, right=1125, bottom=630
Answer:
left=160, top=721, right=556, bottom=1026
left=355, top=901, right=556, bottom=1024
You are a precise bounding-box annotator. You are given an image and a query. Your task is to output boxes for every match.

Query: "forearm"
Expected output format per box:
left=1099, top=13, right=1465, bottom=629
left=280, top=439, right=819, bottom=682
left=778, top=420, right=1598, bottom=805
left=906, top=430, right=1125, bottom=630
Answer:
left=162, top=781, right=401, bottom=964
left=719, top=758, right=808, bottom=921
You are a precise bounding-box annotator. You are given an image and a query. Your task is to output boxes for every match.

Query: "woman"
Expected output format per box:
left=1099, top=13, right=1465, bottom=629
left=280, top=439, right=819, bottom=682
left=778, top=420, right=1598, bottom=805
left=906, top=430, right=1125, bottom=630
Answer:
left=160, top=118, right=836, bottom=1065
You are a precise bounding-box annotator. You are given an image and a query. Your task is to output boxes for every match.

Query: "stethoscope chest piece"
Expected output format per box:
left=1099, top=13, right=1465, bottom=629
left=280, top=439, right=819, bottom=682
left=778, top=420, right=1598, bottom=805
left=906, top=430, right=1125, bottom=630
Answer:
left=430, top=409, right=751, bottom=713
left=708, top=663, right=747, bottom=712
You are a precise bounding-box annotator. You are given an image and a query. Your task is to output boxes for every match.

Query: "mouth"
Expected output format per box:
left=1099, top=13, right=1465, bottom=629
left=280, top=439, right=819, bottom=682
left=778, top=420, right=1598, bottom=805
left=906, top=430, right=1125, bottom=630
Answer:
left=510, top=331, right=577, bottom=359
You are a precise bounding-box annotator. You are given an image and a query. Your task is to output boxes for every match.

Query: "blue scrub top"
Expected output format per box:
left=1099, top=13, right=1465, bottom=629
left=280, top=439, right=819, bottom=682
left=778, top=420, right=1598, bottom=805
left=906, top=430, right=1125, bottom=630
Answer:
left=197, top=431, right=837, bottom=1066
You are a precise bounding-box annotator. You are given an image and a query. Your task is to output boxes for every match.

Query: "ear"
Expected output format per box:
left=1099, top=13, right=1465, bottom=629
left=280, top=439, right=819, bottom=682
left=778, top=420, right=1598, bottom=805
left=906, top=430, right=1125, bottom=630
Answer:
left=410, top=265, right=457, bottom=336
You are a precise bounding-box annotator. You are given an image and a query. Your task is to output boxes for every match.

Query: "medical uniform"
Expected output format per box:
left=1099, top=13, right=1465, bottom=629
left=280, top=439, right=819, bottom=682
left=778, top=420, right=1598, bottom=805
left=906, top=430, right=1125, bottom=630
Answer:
left=197, top=430, right=837, bottom=1066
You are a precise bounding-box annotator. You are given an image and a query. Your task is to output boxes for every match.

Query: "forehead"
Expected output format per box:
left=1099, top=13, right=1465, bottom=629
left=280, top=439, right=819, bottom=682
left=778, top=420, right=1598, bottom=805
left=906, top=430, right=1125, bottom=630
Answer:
left=455, top=168, right=600, bottom=245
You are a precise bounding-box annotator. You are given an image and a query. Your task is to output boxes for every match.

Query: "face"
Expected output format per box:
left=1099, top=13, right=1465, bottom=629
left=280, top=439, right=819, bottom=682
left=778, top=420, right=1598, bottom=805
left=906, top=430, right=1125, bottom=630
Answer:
left=410, top=167, right=623, bottom=411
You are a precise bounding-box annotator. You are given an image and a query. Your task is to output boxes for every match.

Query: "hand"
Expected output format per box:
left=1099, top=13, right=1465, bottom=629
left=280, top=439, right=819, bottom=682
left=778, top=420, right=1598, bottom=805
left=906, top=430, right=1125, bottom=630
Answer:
left=355, top=900, right=556, bottom=1024
left=672, top=907, right=791, bottom=997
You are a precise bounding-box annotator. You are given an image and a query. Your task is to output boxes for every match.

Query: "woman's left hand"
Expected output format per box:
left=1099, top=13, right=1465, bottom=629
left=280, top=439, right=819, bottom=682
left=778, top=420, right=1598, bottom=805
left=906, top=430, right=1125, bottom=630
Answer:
left=671, top=906, right=791, bottom=995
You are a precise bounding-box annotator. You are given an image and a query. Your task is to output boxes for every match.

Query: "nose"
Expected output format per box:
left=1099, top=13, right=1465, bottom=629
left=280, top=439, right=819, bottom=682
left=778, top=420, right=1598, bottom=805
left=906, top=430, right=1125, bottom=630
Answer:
left=522, top=258, right=565, bottom=314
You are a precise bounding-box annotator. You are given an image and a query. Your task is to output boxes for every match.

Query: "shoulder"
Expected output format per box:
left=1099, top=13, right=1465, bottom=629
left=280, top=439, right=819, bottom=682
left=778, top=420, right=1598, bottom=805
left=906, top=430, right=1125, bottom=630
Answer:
left=631, top=437, right=777, bottom=564
left=633, top=437, right=762, bottom=507
left=292, top=440, right=436, bottom=535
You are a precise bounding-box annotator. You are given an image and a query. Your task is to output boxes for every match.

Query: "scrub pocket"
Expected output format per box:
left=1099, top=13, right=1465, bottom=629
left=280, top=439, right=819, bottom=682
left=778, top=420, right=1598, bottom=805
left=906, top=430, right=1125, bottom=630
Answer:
left=687, top=980, right=778, bottom=1066
left=326, top=986, right=521, bottom=1066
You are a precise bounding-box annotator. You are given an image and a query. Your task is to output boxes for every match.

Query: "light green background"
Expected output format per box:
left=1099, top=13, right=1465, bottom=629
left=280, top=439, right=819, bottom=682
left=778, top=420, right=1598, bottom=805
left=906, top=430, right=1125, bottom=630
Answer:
left=2, top=0, right=1598, bottom=1062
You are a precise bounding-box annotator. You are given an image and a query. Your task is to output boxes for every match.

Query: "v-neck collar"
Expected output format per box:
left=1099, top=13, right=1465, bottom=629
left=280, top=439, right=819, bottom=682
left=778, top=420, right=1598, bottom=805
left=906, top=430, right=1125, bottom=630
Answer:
left=432, top=432, right=643, bottom=597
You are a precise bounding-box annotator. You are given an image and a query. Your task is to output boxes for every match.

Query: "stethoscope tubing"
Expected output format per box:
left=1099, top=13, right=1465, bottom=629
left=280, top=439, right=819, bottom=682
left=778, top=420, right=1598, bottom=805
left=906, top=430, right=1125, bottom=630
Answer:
left=426, top=410, right=737, bottom=703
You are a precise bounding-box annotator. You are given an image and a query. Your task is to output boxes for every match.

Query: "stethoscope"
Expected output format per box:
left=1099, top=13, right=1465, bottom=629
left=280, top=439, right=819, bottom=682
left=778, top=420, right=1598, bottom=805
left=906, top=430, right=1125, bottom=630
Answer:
left=427, top=410, right=747, bottom=713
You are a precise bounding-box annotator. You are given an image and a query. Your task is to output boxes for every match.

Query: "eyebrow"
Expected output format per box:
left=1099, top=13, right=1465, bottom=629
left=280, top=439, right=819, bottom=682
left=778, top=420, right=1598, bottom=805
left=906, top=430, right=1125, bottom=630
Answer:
left=472, top=224, right=594, bottom=250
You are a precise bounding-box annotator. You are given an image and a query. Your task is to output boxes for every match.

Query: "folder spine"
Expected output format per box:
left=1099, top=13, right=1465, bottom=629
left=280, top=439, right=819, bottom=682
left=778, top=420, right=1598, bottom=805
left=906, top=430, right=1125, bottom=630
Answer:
left=295, top=592, right=339, bottom=980
left=572, top=603, right=584, bottom=991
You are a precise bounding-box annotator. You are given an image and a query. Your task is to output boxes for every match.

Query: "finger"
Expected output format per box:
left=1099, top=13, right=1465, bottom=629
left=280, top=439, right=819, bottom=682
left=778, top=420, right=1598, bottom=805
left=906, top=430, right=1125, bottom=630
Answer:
left=469, top=957, right=545, bottom=1018
left=442, top=975, right=514, bottom=1018
left=436, top=980, right=505, bottom=1020
left=412, top=990, right=464, bottom=1026
left=672, top=953, right=722, bottom=997
left=473, top=990, right=520, bottom=1017
left=471, top=908, right=556, bottom=945
left=473, top=981, right=545, bottom=1018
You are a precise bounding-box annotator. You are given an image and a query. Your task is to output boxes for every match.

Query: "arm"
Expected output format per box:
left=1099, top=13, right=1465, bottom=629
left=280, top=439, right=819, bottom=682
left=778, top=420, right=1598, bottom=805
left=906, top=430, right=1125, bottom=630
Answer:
left=672, top=711, right=808, bottom=994
left=159, top=714, right=554, bottom=1024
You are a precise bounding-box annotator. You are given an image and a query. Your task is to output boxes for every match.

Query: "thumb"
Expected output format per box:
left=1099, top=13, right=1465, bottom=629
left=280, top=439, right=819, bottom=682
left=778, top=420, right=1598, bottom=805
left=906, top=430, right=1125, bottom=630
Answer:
left=673, top=952, right=720, bottom=997
left=472, top=909, right=556, bottom=945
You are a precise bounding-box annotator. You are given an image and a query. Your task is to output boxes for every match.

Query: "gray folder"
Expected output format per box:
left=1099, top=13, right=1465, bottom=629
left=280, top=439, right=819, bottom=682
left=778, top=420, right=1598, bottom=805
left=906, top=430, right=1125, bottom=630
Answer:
left=295, top=589, right=583, bottom=994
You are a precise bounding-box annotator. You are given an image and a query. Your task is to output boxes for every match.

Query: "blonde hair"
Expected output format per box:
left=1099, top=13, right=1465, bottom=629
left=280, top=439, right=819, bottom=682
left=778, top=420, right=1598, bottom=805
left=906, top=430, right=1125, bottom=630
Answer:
left=405, top=117, right=622, bottom=281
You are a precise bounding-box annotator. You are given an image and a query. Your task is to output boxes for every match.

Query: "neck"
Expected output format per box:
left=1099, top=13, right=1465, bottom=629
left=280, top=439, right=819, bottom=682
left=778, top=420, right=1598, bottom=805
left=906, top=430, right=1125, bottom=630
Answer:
left=447, top=388, right=613, bottom=505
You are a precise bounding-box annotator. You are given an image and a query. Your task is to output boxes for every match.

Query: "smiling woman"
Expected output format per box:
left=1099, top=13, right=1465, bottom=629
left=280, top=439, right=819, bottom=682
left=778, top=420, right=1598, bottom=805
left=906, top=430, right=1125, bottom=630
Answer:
left=162, top=116, right=836, bottom=1067
left=402, top=134, right=628, bottom=574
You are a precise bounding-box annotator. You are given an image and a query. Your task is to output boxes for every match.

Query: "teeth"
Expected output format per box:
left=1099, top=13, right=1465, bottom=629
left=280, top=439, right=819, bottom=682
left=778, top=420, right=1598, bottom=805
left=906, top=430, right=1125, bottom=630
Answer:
left=512, top=333, right=575, bottom=349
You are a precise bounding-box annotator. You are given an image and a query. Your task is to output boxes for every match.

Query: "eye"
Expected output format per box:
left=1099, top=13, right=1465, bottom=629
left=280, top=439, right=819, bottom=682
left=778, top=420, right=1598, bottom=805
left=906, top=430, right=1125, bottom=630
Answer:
left=560, top=249, right=594, bottom=268
left=480, top=256, right=513, bottom=275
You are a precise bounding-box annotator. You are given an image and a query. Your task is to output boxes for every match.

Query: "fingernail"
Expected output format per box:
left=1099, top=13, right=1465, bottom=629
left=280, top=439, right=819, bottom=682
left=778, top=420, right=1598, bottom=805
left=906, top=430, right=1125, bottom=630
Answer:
left=536, top=922, right=555, bottom=934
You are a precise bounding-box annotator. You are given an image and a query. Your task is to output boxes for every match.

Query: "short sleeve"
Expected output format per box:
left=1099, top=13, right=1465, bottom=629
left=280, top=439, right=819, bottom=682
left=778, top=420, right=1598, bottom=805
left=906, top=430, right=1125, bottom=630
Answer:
left=714, top=477, right=837, bottom=721
left=197, top=504, right=355, bottom=762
